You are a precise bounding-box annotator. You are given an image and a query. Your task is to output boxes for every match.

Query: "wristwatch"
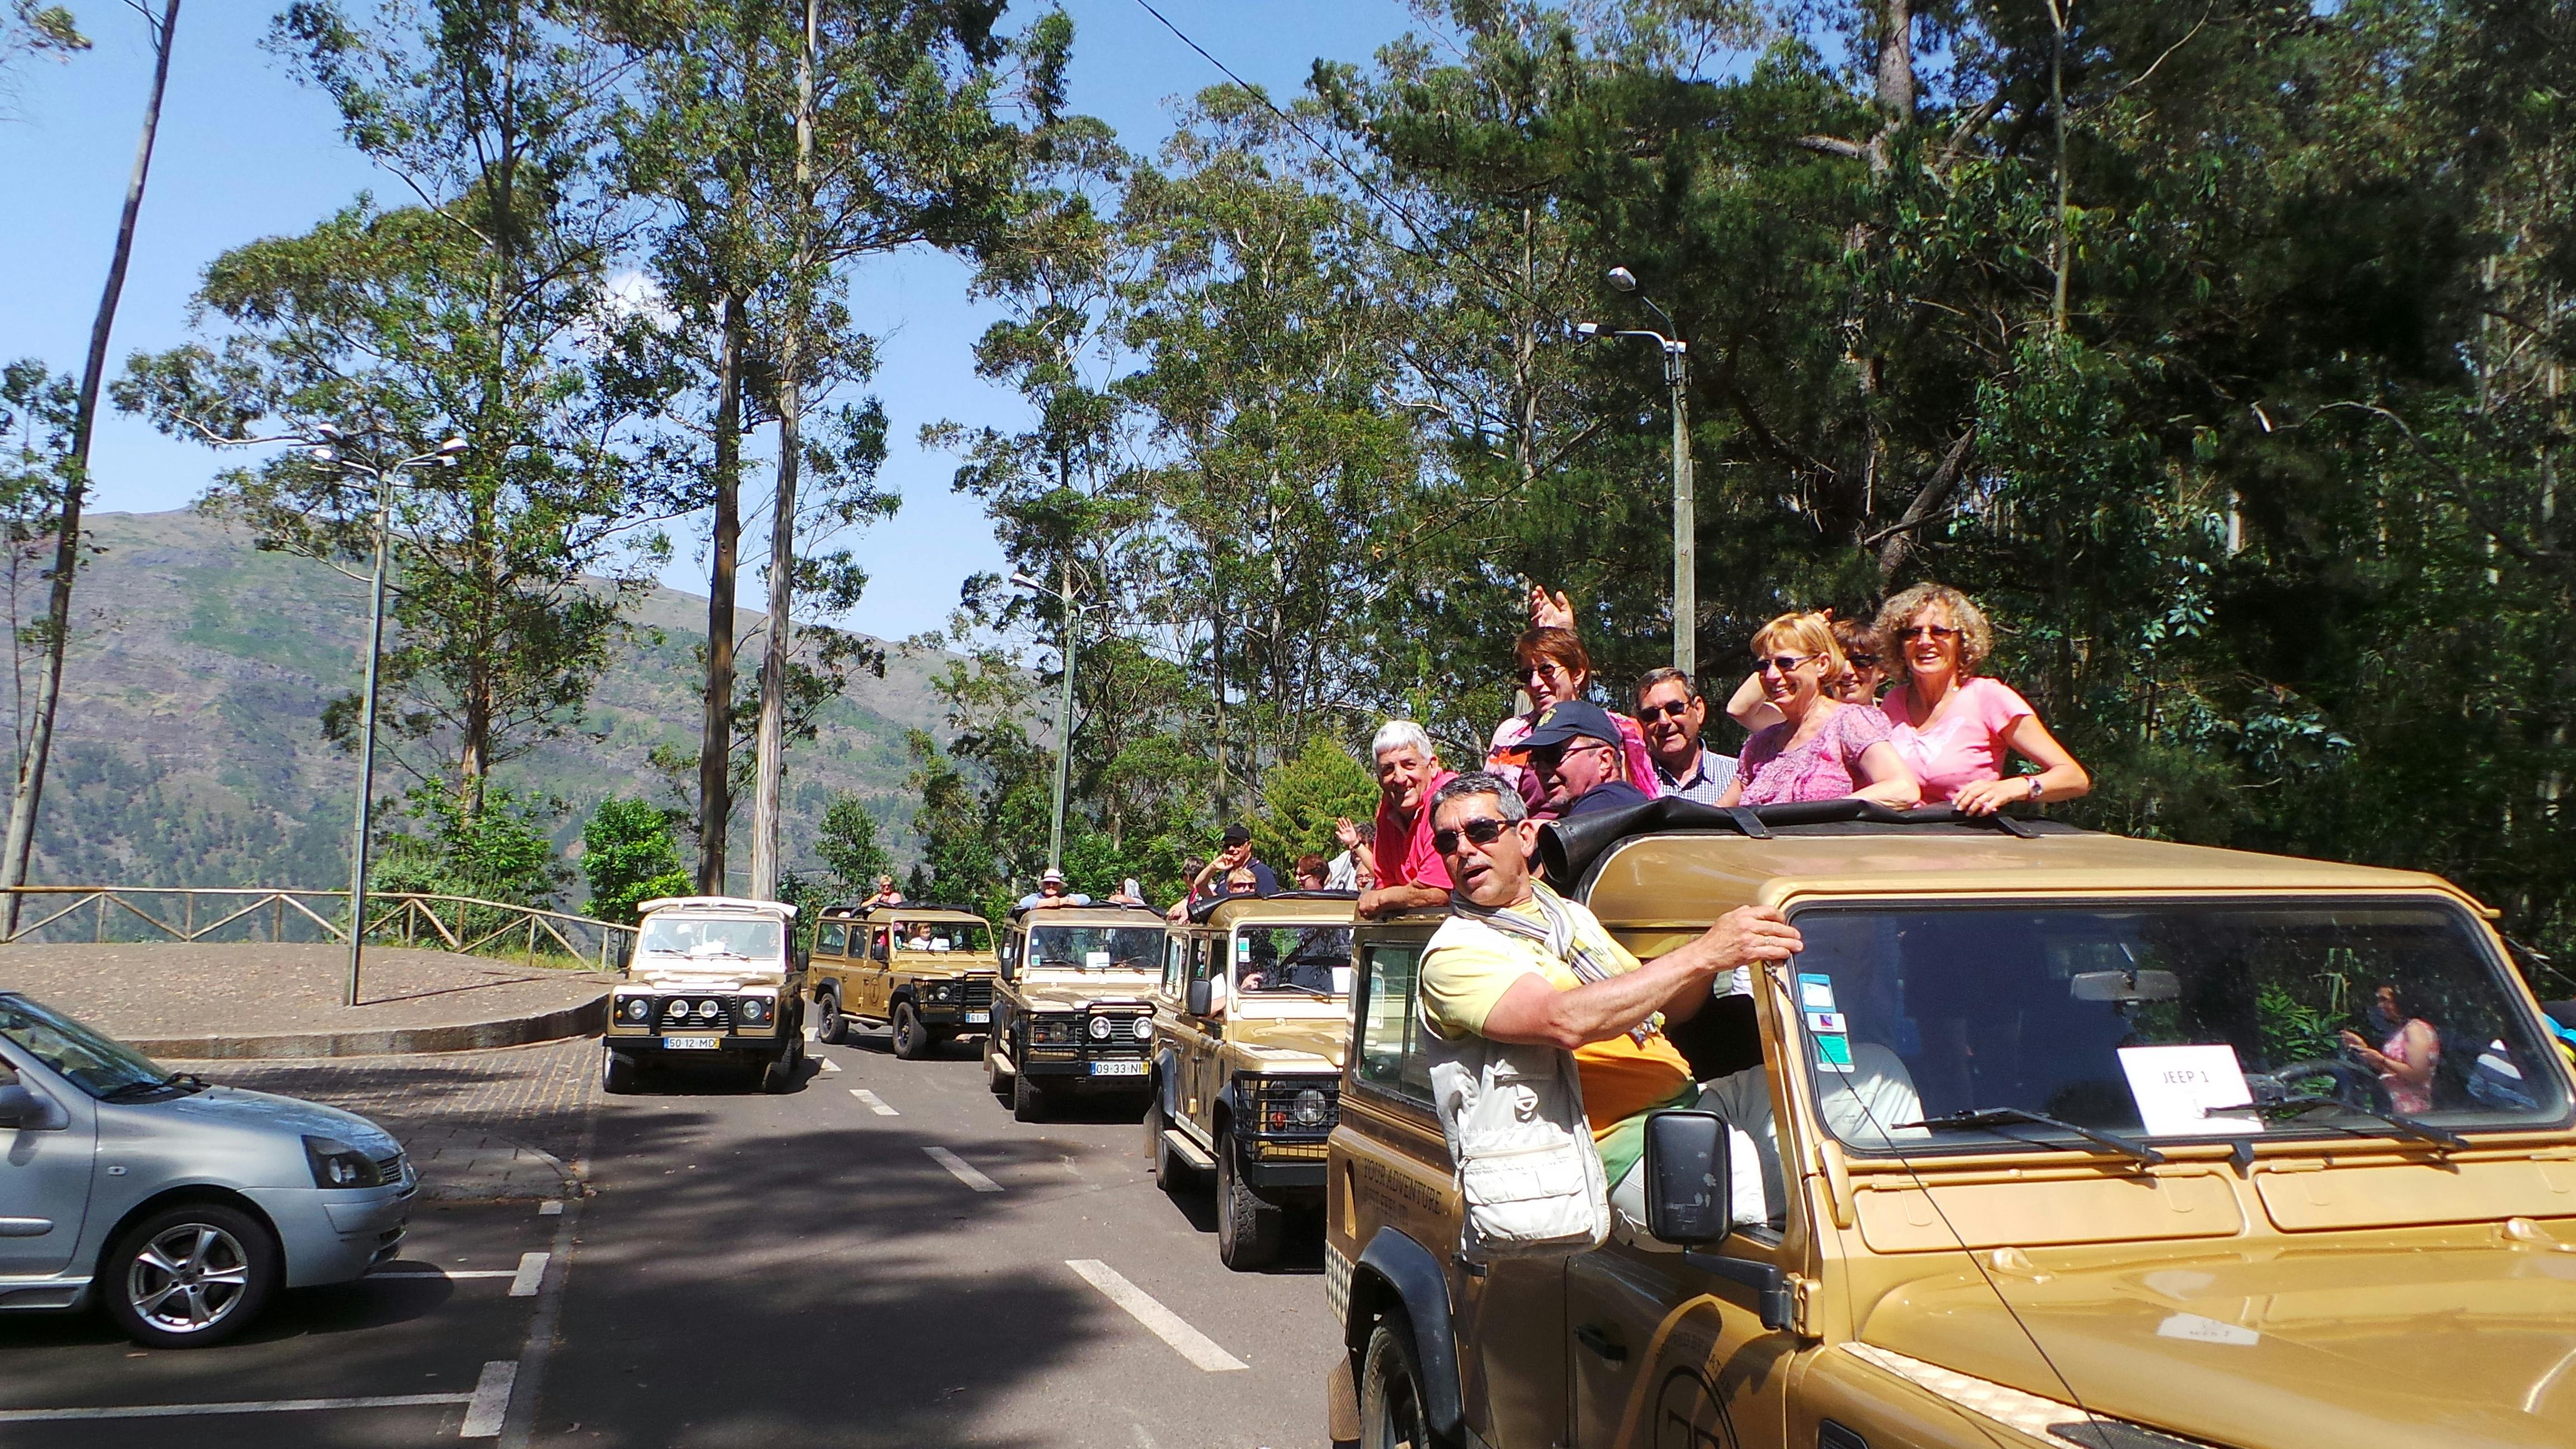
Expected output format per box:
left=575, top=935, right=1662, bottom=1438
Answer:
left=2025, top=775, right=2045, bottom=802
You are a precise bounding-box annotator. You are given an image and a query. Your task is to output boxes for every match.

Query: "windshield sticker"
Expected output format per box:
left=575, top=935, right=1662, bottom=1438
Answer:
left=2156, top=1313, right=2260, bottom=1347
left=1237, top=939, right=1251, bottom=958
left=1806, top=1011, right=1846, bottom=1035
left=1815, top=1033, right=1854, bottom=1074
left=1798, top=973, right=1836, bottom=1011
left=2118, top=1045, right=2264, bottom=1137
left=1085, top=950, right=1110, bottom=970
left=1332, top=965, right=1354, bottom=995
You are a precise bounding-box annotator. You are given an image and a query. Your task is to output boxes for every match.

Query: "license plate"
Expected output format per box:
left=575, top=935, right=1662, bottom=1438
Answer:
left=964, top=1011, right=989, bottom=1024
left=662, top=1035, right=721, bottom=1050
left=1088, top=1059, right=1147, bottom=1077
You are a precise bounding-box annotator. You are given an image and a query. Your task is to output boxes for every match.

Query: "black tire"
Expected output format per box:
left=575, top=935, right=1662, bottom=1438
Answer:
left=101, top=1202, right=280, bottom=1349
left=1012, top=1063, right=1048, bottom=1123
left=602, top=1046, right=640, bottom=1095
left=986, top=1037, right=1014, bottom=1101
left=1215, top=1124, right=1284, bottom=1271
left=1358, top=1310, right=1445, bottom=1449
left=815, top=991, right=846, bottom=1046
left=892, top=1002, right=931, bottom=1060
left=760, top=1035, right=802, bottom=1094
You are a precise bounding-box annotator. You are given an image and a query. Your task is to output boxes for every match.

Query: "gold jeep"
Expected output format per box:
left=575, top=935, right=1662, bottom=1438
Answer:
left=807, top=904, right=998, bottom=1059
left=1147, top=892, right=1355, bottom=1270
left=985, top=902, right=1167, bottom=1121
left=1324, top=798, right=2576, bottom=1449
left=604, top=896, right=804, bottom=1093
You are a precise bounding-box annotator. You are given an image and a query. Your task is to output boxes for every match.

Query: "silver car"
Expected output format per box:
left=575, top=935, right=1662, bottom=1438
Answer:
left=0, top=991, right=416, bottom=1347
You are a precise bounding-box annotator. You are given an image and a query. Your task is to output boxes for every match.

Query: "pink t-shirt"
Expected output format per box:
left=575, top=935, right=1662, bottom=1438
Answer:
left=1735, top=704, right=1893, bottom=804
left=1878, top=678, right=2037, bottom=803
left=1374, top=768, right=1458, bottom=891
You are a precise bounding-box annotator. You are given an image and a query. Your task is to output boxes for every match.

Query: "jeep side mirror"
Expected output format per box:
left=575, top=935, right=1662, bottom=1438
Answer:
left=1185, top=978, right=1213, bottom=1017
left=0, top=1083, right=44, bottom=1130
left=998, top=943, right=1017, bottom=982
left=1642, top=1110, right=1731, bottom=1246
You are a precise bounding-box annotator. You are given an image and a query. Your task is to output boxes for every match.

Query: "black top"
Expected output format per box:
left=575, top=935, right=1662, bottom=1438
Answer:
left=1560, top=780, right=1651, bottom=819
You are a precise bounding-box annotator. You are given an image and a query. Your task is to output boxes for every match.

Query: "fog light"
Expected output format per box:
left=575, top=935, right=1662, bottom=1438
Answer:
left=1087, top=1016, right=1111, bottom=1041
left=664, top=1000, right=689, bottom=1020
left=697, top=999, right=721, bottom=1019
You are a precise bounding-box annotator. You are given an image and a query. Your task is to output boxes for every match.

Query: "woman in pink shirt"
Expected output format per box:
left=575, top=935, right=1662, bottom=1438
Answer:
left=1716, top=612, right=1919, bottom=808
left=1485, top=622, right=1661, bottom=817
left=1873, top=583, right=2090, bottom=815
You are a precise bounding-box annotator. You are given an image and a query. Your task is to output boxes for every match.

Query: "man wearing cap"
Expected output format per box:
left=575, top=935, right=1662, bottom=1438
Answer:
left=1526, top=699, right=1652, bottom=820
left=1169, top=825, right=1278, bottom=918
left=1017, top=868, right=1093, bottom=912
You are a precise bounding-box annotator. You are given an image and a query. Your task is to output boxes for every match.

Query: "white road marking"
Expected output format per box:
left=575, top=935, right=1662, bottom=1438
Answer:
left=508, top=1252, right=549, bottom=1297
left=819, top=1058, right=841, bottom=1074
left=924, top=1145, right=1002, bottom=1192
left=368, top=1267, right=519, bottom=1280
left=1064, top=1259, right=1248, bottom=1372
left=850, top=1088, right=898, bottom=1116
left=538, top=1200, right=565, bottom=1216
left=460, top=1360, right=516, bottom=1438
left=0, top=1393, right=473, bottom=1423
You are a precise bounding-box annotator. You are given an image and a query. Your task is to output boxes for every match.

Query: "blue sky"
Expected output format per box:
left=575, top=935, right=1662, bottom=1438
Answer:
left=0, top=0, right=1420, bottom=643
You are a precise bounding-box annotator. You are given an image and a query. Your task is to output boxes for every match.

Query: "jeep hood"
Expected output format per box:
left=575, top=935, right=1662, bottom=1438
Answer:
left=628, top=954, right=785, bottom=991
left=1857, top=1237, right=2576, bottom=1447
left=1229, top=1017, right=1345, bottom=1071
left=1013, top=974, right=1156, bottom=1012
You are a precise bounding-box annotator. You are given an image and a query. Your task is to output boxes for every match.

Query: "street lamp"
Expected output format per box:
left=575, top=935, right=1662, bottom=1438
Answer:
left=1008, top=563, right=1082, bottom=875
left=324, top=432, right=466, bottom=1007
left=1578, top=265, right=1696, bottom=681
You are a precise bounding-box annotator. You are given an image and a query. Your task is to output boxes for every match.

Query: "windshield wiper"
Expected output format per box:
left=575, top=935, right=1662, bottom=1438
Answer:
left=99, top=1071, right=202, bottom=1101
left=2266, top=1097, right=2469, bottom=1152
left=1896, top=1106, right=2166, bottom=1165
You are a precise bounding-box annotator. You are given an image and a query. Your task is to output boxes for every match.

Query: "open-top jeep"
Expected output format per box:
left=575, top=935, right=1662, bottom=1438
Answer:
left=604, top=896, right=804, bottom=1094
left=807, top=903, right=999, bottom=1059
left=986, top=902, right=1167, bottom=1122
left=1325, top=797, right=2576, bottom=1449
left=1147, top=891, right=1355, bottom=1270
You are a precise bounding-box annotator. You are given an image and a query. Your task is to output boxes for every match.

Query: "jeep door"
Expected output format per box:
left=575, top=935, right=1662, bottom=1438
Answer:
left=813, top=919, right=851, bottom=1014
left=858, top=926, right=894, bottom=1019
left=1566, top=974, right=1801, bottom=1449
left=0, top=1039, right=97, bottom=1277
left=1181, top=935, right=1225, bottom=1127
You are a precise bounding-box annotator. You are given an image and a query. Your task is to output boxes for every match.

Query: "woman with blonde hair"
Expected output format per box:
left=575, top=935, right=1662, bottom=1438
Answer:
left=1716, top=612, right=1920, bottom=808
left=1727, top=613, right=1887, bottom=727
left=1874, top=582, right=2089, bottom=815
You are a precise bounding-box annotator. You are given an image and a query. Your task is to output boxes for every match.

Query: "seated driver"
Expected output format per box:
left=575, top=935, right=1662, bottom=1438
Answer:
left=1693, top=1039, right=1924, bottom=1231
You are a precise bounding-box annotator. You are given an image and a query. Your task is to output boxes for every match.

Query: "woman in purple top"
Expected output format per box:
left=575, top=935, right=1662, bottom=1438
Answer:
left=1716, top=612, right=1920, bottom=809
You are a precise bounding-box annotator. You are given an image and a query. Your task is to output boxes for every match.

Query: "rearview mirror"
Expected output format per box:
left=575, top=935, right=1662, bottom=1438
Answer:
left=0, top=1083, right=43, bottom=1130
left=998, top=944, right=1017, bottom=983
left=1185, top=978, right=1213, bottom=1017
left=2070, top=969, right=2180, bottom=1003
left=1642, top=1110, right=1731, bottom=1246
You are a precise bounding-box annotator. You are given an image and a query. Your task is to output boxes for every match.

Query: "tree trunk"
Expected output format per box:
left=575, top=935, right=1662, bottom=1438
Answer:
left=696, top=288, right=744, bottom=893
left=1, top=0, right=179, bottom=931
left=749, top=0, right=817, bottom=901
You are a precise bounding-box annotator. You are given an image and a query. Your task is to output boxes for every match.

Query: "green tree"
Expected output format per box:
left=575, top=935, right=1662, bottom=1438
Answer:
left=579, top=796, right=690, bottom=924
left=811, top=790, right=891, bottom=901
left=1250, top=733, right=1373, bottom=875
left=373, top=779, right=570, bottom=908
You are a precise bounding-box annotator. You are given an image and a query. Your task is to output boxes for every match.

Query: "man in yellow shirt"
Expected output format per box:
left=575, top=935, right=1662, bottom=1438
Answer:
left=1417, top=771, right=1802, bottom=1222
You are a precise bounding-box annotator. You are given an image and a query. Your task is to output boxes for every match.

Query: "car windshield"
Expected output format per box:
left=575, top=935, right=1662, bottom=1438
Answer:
left=893, top=921, right=991, bottom=954
left=1027, top=925, right=1161, bottom=972
left=0, top=995, right=171, bottom=1100
left=639, top=916, right=782, bottom=960
left=1787, top=899, right=2567, bottom=1155
left=1234, top=925, right=1351, bottom=996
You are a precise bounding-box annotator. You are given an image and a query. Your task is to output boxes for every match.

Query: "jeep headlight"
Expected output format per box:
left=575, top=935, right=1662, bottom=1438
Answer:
left=737, top=996, right=770, bottom=1024
left=617, top=996, right=651, bottom=1022
left=1131, top=1017, right=1153, bottom=1041
left=1292, top=1088, right=1329, bottom=1126
left=305, top=1135, right=389, bottom=1189
left=932, top=983, right=954, bottom=1002
left=1087, top=1015, right=1112, bottom=1041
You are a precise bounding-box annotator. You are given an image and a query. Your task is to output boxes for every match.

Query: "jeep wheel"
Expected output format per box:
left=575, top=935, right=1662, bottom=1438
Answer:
left=602, top=1045, right=640, bottom=1095
left=1145, top=1084, right=1199, bottom=1195
left=1215, top=1124, right=1284, bottom=1271
left=892, top=1002, right=931, bottom=1060
left=815, top=991, right=846, bottom=1046
left=1012, top=1063, right=1048, bottom=1122
left=102, top=1203, right=280, bottom=1349
left=759, top=1035, right=802, bottom=1094
left=985, top=1036, right=1014, bottom=1101
left=1358, top=1311, right=1441, bottom=1449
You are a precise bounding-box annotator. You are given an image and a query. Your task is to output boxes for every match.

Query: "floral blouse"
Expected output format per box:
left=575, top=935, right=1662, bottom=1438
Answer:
left=1735, top=703, right=1893, bottom=805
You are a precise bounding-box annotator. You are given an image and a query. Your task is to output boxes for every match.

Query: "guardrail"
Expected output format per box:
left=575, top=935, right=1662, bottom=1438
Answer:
left=0, top=887, right=637, bottom=970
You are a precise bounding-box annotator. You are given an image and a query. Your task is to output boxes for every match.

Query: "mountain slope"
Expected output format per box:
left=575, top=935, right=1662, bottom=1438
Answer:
left=26, top=509, right=949, bottom=897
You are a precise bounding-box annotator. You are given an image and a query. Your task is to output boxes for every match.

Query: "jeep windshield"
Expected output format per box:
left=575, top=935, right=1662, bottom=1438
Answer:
left=638, top=917, right=782, bottom=961
left=1784, top=899, right=2568, bottom=1157
left=1026, top=925, right=1160, bottom=972
left=1234, top=925, right=1351, bottom=996
left=893, top=921, right=991, bottom=954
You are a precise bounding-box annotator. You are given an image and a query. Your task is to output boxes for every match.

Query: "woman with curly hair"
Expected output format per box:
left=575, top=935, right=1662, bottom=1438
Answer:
left=1873, top=583, right=2089, bottom=816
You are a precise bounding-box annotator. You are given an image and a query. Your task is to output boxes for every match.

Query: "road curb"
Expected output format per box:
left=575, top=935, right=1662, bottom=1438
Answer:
left=130, top=992, right=609, bottom=1059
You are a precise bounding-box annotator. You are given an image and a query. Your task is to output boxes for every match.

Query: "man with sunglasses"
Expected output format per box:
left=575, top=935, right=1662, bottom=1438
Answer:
left=1416, top=772, right=1805, bottom=1240
left=1524, top=699, right=1651, bottom=820
left=1633, top=667, right=1735, bottom=804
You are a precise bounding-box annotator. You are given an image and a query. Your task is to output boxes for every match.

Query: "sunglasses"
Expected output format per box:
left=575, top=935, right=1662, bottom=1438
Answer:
left=1432, top=817, right=1512, bottom=854
left=1637, top=698, right=1693, bottom=722
left=1754, top=652, right=1820, bottom=675
left=1845, top=653, right=1879, bottom=669
left=1898, top=625, right=1962, bottom=642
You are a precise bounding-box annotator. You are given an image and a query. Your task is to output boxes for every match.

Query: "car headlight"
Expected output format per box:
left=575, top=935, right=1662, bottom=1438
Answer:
left=1131, top=1017, right=1153, bottom=1041
left=618, top=996, right=651, bottom=1022
left=738, top=997, right=770, bottom=1023
left=305, top=1135, right=389, bottom=1189
left=1087, top=1016, right=1112, bottom=1041
left=1292, top=1088, right=1329, bottom=1126
left=931, top=983, right=954, bottom=1002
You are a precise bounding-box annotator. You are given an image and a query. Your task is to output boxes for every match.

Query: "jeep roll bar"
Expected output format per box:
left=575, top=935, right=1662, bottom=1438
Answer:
left=1536, top=796, right=2088, bottom=890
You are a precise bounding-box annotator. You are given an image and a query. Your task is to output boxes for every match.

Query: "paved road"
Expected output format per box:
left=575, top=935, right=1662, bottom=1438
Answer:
left=0, top=1030, right=1342, bottom=1448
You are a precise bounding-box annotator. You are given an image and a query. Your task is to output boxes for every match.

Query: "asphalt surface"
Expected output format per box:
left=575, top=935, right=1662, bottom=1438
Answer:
left=0, top=1029, right=1342, bottom=1448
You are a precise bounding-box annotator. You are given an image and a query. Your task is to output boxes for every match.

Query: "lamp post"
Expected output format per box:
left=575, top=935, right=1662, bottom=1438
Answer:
left=1578, top=265, right=1696, bottom=681
left=315, top=429, right=466, bottom=1007
left=1009, top=563, right=1081, bottom=874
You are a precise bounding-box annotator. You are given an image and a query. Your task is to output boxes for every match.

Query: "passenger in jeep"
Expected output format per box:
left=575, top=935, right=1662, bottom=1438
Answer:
left=1415, top=771, right=1804, bottom=1242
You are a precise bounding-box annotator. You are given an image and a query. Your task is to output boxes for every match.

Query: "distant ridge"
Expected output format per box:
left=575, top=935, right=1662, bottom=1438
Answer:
left=22, top=509, right=946, bottom=898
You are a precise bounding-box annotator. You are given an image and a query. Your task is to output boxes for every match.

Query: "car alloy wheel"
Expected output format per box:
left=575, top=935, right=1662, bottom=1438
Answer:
left=106, top=1204, right=278, bottom=1349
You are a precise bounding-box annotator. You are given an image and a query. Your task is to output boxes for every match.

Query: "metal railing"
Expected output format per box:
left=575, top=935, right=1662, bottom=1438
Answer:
left=0, top=887, right=637, bottom=970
